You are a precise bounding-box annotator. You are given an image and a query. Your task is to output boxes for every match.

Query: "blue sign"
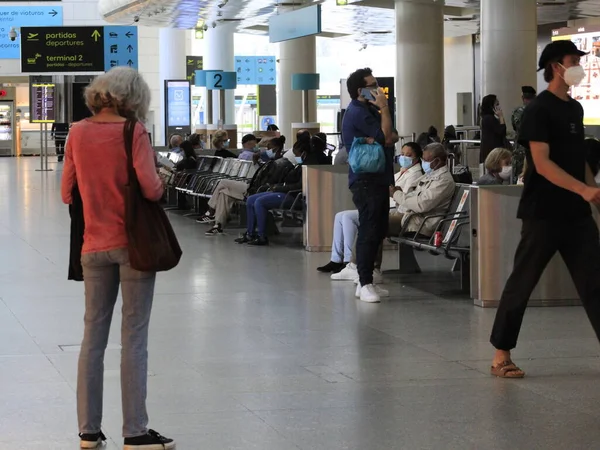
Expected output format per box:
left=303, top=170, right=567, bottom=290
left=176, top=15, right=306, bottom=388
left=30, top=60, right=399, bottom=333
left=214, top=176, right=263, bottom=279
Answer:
left=0, top=6, right=63, bottom=59
left=166, top=80, right=190, bottom=127
left=235, top=56, right=276, bottom=85
left=103, top=26, right=138, bottom=71
left=269, top=5, right=321, bottom=43
left=260, top=116, right=276, bottom=130
left=205, top=71, right=236, bottom=90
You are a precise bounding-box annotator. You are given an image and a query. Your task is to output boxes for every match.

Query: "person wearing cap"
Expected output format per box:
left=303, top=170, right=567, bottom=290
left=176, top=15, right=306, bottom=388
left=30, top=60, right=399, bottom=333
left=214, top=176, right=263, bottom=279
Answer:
left=489, top=40, right=600, bottom=378
left=511, top=86, right=537, bottom=134
left=238, top=134, right=259, bottom=161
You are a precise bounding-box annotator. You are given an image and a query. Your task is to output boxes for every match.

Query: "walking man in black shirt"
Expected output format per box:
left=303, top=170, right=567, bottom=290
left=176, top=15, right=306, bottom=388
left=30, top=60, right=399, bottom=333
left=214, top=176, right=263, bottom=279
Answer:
left=490, top=40, right=600, bottom=378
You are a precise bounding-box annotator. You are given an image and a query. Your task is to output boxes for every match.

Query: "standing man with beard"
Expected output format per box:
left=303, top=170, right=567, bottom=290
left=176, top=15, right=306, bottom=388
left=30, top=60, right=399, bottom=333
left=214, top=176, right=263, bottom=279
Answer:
left=342, top=68, right=394, bottom=303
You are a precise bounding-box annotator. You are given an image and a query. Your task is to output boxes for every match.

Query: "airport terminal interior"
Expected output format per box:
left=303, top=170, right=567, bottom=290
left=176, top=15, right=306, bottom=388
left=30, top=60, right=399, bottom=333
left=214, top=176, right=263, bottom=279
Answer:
left=5, top=0, right=600, bottom=449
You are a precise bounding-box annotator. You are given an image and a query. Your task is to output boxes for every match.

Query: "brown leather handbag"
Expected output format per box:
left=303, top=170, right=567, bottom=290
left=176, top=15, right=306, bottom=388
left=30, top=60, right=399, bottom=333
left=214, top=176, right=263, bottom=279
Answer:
left=123, top=120, right=182, bottom=272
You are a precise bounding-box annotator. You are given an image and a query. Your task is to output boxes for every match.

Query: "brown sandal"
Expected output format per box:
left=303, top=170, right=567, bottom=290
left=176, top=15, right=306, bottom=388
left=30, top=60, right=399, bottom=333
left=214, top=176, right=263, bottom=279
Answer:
left=490, top=361, right=525, bottom=378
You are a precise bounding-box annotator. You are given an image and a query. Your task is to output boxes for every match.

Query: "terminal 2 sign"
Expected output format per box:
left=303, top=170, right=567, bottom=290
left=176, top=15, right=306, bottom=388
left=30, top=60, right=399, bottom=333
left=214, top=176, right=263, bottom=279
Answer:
left=20, top=25, right=138, bottom=73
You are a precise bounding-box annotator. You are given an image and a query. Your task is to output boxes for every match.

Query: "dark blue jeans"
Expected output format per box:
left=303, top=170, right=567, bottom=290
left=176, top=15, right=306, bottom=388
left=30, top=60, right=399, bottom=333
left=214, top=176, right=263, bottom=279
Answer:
left=351, top=181, right=389, bottom=286
left=246, top=192, right=286, bottom=237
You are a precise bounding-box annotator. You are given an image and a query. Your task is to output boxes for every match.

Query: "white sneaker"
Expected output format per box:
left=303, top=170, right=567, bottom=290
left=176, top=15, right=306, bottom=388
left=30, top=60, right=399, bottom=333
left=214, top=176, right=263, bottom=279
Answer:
left=331, top=262, right=358, bottom=281
left=354, top=283, right=389, bottom=299
left=356, top=284, right=381, bottom=303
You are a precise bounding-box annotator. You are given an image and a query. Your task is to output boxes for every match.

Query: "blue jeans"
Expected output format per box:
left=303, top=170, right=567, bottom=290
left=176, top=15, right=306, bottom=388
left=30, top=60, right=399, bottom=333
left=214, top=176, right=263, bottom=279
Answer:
left=77, top=248, right=156, bottom=438
left=331, top=210, right=359, bottom=263
left=246, top=192, right=285, bottom=237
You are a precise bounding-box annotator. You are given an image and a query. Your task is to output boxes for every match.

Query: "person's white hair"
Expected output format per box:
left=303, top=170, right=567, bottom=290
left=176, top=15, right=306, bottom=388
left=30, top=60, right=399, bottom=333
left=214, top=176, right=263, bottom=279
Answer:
left=84, top=67, right=151, bottom=122
left=424, top=142, right=447, bottom=161
left=170, top=134, right=183, bottom=148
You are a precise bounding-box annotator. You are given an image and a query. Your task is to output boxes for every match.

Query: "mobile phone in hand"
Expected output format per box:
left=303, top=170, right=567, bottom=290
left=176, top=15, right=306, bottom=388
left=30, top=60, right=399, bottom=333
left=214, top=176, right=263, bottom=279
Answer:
left=360, top=88, right=376, bottom=101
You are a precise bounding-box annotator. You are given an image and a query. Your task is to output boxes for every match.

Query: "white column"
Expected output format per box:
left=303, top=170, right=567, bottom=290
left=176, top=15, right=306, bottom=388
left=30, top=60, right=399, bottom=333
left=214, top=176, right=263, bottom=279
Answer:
left=204, top=23, right=235, bottom=125
left=395, top=0, right=445, bottom=137
left=159, top=28, right=187, bottom=145
left=481, top=0, right=537, bottom=121
left=277, top=35, right=317, bottom=140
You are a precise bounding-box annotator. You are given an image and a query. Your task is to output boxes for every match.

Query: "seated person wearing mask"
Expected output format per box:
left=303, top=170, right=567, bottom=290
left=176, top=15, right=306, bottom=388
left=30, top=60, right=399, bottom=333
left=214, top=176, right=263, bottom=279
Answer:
left=236, top=136, right=324, bottom=246
left=318, top=142, right=423, bottom=281
left=238, top=134, right=260, bottom=161
left=168, top=134, right=184, bottom=156
left=389, top=142, right=456, bottom=240
left=478, top=147, right=513, bottom=185
left=188, top=133, right=205, bottom=151
left=212, top=130, right=237, bottom=158
left=283, top=130, right=311, bottom=165
left=173, top=141, right=198, bottom=171
left=201, top=136, right=291, bottom=235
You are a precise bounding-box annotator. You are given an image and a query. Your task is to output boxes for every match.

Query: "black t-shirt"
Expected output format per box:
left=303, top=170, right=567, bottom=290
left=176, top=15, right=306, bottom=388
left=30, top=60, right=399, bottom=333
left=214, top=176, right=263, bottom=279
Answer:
left=517, top=90, right=591, bottom=220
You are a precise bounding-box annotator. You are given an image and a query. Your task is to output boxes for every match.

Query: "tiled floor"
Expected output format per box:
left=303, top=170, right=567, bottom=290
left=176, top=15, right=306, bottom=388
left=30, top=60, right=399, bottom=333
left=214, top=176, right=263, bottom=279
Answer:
left=2, top=157, right=600, bottom=449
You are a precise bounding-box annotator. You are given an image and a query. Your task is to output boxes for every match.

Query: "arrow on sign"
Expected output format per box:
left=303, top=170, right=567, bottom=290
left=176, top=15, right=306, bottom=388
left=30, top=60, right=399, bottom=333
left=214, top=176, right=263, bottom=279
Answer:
left=91, top=30, right=101, bottom=42
left=127, top=60, right=134, bottom=67
left=127, top=45, right=134, bottom=53
left=49, top=9, right=58, bottom=17
left=125, top=31, right=134, bottom=38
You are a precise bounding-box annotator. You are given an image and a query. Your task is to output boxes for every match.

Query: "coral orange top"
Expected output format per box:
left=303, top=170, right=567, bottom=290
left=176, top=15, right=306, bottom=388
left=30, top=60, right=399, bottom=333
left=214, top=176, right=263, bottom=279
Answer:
left=61, top=119, right=163, bottom=254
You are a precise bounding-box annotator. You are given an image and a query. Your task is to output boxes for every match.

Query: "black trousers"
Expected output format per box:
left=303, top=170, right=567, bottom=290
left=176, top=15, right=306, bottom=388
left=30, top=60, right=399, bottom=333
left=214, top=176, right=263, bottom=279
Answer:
left=490, top=217, right=600, bottom=351
left=351, top=181, right=389, bottom=286
left=55, top=139, right=66, bottom=156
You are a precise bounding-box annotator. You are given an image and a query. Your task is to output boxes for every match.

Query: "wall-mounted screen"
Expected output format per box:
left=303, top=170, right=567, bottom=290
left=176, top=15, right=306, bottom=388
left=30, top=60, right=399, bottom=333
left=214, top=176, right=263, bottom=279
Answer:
left=166, top=80, right=191, bottom=127
left=553, top=25, right=600, bottom=125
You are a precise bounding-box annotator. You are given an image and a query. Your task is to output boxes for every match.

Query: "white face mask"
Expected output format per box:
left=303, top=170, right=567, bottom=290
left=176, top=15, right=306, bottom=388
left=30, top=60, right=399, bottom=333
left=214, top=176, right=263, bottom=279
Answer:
left=560, top=64, right=586, bottom=87
left=499, top=165, right=512, bottom=180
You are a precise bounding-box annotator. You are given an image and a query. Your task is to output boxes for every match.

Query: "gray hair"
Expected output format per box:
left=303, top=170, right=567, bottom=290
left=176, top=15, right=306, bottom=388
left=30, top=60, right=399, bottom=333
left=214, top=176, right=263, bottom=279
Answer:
left=423, top=142, right=447, bottom=161
left=84, top=67, right=151, bottom=122
left=485, top=147, right=512, bottom=173
left=170, top=134, right=183, bottom=148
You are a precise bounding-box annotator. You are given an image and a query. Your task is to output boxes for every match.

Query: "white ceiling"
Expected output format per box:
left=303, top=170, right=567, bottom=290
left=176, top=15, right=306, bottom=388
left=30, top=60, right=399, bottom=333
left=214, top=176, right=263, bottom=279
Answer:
left=100, top=0, right=600, bottom=44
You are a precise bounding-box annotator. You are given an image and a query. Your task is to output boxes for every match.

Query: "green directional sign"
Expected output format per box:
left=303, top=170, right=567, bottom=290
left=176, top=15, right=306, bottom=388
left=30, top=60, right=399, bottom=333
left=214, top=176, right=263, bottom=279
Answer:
left=21, top=26, right=105, bottom=73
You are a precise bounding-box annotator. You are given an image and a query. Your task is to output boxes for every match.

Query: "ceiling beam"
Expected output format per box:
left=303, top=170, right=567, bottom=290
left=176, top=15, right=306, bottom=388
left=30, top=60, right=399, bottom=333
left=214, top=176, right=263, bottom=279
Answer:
left=349, top=0, right=477, bottom=16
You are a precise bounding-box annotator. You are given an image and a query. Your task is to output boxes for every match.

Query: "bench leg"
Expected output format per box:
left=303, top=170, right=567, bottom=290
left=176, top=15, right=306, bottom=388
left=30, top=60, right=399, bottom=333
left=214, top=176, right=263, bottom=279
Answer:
left=398, top=244, right=422, bottom=274
left=451, top=258, right=461, bottom=272
left=459, top=254, right=470, bottom=294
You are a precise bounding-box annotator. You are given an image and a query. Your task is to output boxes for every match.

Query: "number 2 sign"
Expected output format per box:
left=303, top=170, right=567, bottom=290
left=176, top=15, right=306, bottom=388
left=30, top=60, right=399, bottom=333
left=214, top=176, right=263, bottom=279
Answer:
left=205, top=71, right=237, bottom=90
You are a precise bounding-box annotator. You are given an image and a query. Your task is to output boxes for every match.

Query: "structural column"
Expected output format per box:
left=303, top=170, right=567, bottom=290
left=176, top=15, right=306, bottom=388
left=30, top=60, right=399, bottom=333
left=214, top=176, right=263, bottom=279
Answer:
left=277, top=35, right=317, bottom=140
left=159, top=28, right=187, bottom=145
left=204, top=23, right=235, bottom=125
left=395, top=0, right=444, bottom=137
left=481, top=0, right=537, bottom=124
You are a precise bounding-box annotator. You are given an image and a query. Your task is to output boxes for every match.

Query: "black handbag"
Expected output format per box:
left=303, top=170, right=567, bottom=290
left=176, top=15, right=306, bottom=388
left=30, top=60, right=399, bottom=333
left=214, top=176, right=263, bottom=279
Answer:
left=123, top=120, right=182, bottom=272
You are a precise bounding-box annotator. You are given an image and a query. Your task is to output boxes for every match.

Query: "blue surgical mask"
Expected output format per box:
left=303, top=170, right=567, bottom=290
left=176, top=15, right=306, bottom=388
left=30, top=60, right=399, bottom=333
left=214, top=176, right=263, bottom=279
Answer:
left=295, top=156, right=303, bottom=164
left=398, top=155, right=414, bottom=169
left=266, top=149, right=275, bottom=159
left=223, top=139, right=230, bottom=148
left=422, top=160, right=432, bottom=174
left=254, top=145, right=260, bottom=152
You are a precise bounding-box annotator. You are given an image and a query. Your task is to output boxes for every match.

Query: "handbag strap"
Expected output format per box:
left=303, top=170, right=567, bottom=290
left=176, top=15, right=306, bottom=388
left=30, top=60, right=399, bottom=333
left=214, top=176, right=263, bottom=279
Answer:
left=123, top=119, right=138, bottom=185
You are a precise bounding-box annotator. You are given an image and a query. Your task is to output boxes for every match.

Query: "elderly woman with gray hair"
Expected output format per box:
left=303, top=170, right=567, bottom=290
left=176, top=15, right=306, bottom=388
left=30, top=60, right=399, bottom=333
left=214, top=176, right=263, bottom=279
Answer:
left=61, top=67, right=175, bottom=450
left=478, top=147, right=513, bottom=185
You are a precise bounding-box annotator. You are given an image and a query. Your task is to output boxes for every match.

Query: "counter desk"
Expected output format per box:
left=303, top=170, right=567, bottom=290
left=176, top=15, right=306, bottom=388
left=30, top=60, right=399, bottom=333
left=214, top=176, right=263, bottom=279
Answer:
left=471, top=185, right=594, bottom=308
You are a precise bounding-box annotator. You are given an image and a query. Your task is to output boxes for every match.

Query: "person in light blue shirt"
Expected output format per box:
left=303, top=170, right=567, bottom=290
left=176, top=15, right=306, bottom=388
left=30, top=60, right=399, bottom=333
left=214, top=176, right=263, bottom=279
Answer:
left=238, top=134, right=259, bottom=161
